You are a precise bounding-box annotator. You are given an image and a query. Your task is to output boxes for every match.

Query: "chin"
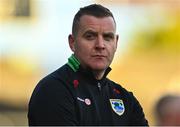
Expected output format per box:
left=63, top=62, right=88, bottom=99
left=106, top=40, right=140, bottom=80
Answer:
left=90, top=64, right=107, bottom=71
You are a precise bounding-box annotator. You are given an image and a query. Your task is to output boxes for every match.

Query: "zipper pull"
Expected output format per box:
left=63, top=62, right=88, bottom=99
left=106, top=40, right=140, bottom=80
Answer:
left=97, top=82, right=101, bottom=91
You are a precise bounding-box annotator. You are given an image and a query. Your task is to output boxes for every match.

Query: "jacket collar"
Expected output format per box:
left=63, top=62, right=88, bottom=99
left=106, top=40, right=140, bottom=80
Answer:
left=67, top=54, right=80, bottom=72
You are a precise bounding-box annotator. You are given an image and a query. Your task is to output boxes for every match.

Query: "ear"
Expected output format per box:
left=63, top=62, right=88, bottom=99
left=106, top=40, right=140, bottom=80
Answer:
left=115, top=34, right=119, bottom=51
left=68, top=34, right=75, bottom=52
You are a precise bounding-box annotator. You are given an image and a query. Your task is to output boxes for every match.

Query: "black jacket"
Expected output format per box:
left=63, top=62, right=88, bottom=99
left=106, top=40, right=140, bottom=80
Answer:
left=28, top=55, right=148, bottom=126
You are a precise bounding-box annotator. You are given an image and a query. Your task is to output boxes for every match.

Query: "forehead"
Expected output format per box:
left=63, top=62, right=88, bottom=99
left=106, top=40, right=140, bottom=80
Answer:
left=78, top=15, right=116, bottom=32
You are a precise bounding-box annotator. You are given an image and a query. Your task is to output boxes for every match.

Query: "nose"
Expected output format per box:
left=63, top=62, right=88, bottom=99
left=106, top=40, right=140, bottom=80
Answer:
left=95, top=36, right=105, bottom=49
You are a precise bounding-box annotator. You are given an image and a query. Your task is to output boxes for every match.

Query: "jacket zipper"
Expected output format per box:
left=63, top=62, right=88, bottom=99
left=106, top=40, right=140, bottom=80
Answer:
left=97, top=82, right=101, bottom=91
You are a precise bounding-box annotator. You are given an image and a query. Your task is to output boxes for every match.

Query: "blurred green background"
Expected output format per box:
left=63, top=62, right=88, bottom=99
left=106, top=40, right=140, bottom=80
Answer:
left=0, top=0, right=180, bottom=125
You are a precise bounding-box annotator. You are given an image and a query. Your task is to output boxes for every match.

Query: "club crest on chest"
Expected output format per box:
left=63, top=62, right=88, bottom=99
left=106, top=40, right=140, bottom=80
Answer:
left=110, top=99, right=125, bottom=116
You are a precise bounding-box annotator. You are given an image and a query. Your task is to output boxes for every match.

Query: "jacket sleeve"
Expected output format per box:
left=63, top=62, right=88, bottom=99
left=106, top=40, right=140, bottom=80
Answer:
left=129, top=92, right=149, bottom=126
left=28, top=77, right=78, bottom=126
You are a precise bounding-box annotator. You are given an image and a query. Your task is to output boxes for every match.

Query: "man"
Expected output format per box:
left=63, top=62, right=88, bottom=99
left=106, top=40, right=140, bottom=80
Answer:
left=28, top=4, right=148, bottom=126
left=155, top=94, right=180, bottom=126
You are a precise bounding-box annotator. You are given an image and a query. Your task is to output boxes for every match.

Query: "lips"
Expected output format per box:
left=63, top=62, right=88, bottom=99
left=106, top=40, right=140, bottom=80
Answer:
left=92, top=55, right=106, bottom=58
left=93, top=54, right=105, bottom=57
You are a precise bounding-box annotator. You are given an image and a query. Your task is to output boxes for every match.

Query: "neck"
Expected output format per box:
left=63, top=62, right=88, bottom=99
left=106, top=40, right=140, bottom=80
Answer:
left=92, top=70, right=106, bottom=80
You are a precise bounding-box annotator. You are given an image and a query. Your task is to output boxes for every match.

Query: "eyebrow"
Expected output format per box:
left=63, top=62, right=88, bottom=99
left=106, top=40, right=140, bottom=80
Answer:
left=83, top=30, right=115, bottom=36
left=83, top=30, right=97, bottom=36
left=103, top=32, right=115, bottom=36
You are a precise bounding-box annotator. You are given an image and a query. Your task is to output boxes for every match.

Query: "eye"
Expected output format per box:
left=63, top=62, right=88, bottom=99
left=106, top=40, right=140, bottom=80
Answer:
left=85, top=34, right=94, bottom=40
left=103, top=34, right=114, bottom=41
left=84, top=32, right=96, bottom=40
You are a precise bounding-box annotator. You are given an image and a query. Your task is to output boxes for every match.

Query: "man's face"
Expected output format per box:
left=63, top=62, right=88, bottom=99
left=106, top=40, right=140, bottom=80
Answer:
left=69, top=15, right=118, bottom=72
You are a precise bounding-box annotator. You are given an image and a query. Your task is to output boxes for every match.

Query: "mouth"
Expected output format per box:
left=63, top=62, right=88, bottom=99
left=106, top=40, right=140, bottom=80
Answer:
left=92, top=55, right=106, bottom=58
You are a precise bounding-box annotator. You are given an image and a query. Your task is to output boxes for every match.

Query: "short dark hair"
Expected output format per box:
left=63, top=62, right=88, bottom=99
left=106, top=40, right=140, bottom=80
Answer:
left=72, top=4, right=116, bottom=36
